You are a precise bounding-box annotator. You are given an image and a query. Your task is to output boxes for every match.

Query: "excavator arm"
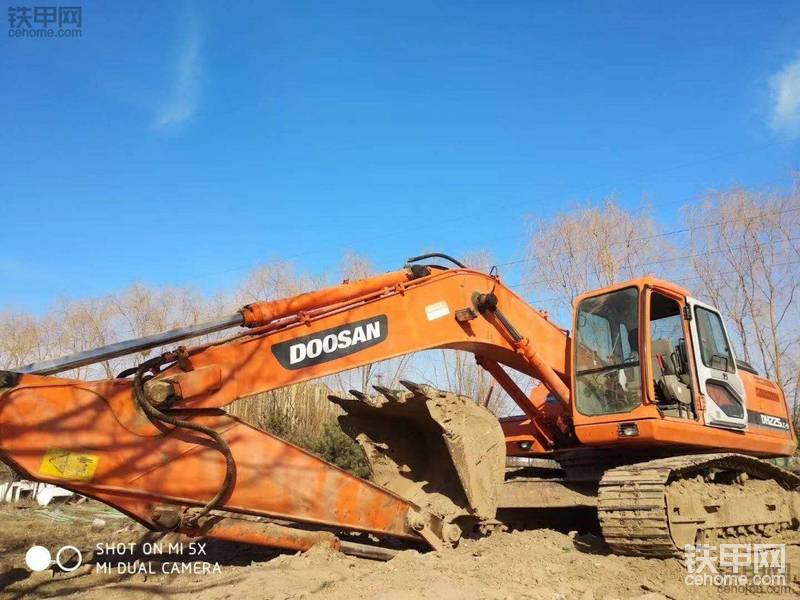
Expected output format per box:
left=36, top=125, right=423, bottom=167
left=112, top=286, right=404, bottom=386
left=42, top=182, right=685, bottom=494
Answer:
left=0, top=259, right=573, bottom=555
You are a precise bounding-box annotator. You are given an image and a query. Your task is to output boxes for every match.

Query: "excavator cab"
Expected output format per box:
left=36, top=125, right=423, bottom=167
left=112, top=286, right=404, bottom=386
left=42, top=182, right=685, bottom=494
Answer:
left=570, top=278, right=792, bottom=454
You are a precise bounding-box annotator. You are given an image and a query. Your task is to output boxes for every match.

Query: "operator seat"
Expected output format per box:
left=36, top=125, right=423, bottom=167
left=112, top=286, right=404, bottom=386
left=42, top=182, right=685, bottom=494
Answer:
left=651, top=339, right=692, bottom=412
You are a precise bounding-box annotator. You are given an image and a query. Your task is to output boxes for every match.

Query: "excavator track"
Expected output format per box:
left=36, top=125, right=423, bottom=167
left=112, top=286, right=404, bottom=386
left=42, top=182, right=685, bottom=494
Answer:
left=598, top=453, right=800, bottom=557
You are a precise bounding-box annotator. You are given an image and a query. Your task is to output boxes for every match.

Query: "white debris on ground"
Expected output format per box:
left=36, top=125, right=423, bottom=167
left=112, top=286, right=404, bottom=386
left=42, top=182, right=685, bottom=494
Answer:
left=0, top=479, right=74, bottom=506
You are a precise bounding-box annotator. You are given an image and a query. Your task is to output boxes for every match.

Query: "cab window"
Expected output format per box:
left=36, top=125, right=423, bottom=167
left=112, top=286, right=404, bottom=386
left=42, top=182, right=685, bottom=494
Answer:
left=575, top=287, right=641, bottom=416
left=695, top=307, right=735, bottom=373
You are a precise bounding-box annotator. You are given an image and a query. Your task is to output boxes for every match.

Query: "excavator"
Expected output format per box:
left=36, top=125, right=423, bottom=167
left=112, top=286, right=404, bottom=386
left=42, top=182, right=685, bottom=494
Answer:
left=0, top=253, right=797, bottom=559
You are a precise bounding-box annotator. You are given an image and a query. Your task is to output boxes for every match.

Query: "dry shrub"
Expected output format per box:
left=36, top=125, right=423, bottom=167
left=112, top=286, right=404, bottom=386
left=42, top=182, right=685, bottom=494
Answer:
left=226, top=382, right=369, bottom=476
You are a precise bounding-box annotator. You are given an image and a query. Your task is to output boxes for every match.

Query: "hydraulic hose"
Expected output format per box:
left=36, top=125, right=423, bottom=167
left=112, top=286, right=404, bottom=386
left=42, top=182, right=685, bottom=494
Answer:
left=132, top=355, right=236, bottom=529
left=405, top=253, right=466, bottom=269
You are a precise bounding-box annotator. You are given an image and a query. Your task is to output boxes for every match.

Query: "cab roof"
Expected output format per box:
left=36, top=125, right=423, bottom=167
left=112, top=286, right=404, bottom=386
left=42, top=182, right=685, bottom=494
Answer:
left=572, top=276, right=693, bottom=309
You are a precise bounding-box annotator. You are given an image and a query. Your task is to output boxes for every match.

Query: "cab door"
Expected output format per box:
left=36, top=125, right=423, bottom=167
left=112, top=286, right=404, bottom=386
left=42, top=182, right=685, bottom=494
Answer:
left=686, top=297, right=747, bottom=430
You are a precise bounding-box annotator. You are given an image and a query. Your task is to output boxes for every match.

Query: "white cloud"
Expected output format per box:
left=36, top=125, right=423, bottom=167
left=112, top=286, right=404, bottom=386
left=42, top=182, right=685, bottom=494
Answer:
left=768, top=53, right=800, bottom=139
left=152, top=12, right=203, bottom=130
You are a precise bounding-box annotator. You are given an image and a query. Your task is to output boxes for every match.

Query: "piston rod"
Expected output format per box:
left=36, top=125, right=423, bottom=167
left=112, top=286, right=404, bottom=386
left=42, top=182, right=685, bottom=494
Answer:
left=14, top=313, right=245, bottom=376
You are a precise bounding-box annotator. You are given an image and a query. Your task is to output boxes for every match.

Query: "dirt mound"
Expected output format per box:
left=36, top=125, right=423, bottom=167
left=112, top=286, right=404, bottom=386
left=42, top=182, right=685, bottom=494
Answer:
left=2, top=502, right=799, bottom=599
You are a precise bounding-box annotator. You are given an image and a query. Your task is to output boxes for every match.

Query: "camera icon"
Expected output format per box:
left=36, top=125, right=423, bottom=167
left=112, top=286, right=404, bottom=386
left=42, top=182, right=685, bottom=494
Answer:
left=25, top=545, right=82, bottom=572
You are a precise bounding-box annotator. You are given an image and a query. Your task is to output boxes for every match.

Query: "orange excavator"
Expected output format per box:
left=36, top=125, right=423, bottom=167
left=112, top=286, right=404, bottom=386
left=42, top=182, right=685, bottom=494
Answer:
left=1, top=253, right=797, bottom=558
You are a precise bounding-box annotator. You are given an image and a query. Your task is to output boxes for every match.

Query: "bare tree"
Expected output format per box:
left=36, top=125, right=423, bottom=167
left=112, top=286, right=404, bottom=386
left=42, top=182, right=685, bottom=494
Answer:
left=53, top=297, right=116, bottom=378
left=0, top=312, right=50, bottom=370
left=687, top=183, right=800, bottom=417
left=237, top=259, right=315, bottom=304
left=339, top=251, right=374, bottom=282
left=524, top=198, right=670, bottom=313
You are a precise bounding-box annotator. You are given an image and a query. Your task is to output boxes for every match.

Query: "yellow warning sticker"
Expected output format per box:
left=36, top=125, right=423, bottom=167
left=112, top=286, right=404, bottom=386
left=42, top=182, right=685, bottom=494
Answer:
left=39, top=448, right=99, bottom=481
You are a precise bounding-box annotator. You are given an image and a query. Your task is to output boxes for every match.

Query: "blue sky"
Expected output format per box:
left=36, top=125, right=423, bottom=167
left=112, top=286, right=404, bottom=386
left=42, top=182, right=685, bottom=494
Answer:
left=1, top=1, right=799, bottom=314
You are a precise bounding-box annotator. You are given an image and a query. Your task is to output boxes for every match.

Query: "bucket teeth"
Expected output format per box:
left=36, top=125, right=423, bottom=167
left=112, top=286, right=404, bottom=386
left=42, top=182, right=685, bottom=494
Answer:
left=328, top=390, right=383, bottom=410
left=330, top=380, right=505, bottom=525
left=348, top=389, right=370, bottom=401
left=372, top=385, right=406, bottom=403
left=399, top=379, right=426, bottom=394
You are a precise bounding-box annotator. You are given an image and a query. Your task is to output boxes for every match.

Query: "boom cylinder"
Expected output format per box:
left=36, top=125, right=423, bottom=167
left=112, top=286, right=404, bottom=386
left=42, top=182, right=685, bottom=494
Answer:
left=240, top=269, right=412, bottom=327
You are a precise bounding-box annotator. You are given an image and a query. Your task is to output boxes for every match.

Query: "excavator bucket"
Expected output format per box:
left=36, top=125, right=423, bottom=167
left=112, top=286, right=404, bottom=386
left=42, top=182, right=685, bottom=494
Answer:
left=329, top=381, right=505, bottom=537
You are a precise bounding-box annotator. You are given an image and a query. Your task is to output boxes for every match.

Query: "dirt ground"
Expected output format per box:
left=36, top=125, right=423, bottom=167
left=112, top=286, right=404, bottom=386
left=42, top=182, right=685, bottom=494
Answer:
left=1, top=500, right=798, bottom=600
